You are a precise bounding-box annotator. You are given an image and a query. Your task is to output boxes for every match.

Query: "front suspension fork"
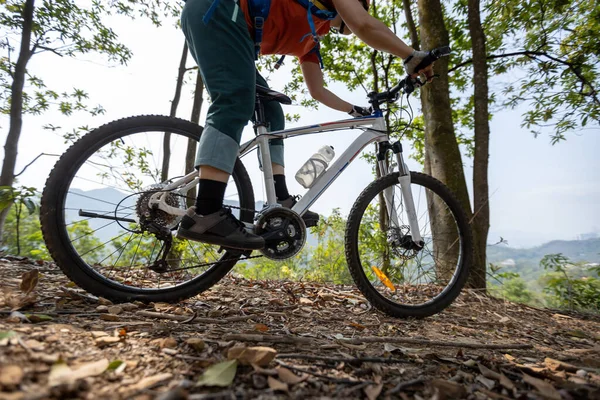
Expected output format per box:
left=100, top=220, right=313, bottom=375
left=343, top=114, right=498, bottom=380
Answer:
left=377, top=142, right=423, bottom=245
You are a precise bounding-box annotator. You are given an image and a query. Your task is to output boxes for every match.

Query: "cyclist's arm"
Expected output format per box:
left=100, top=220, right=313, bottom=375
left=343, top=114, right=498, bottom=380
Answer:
left=301, top=61, right=353, bottom=113
left=332, top=0, right=414, bottom=60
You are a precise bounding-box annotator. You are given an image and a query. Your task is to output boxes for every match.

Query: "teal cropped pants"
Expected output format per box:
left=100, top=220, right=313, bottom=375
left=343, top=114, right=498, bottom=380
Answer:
left=181, top=0, right=285, bottom=174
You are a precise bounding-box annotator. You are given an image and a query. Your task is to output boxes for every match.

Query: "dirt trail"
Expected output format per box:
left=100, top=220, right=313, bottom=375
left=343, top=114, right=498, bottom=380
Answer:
left=1, top=257, right=599, bottom=399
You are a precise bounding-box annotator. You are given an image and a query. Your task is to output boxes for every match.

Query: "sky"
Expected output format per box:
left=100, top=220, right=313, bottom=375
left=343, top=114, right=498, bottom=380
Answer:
left=0, top=11, right=598, bottom=249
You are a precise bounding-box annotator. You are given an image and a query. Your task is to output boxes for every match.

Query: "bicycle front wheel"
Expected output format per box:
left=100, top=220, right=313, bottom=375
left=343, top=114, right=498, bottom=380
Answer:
left=40, top=115, right=255, bottom=303
left=345, top=172, right=472, bottom=318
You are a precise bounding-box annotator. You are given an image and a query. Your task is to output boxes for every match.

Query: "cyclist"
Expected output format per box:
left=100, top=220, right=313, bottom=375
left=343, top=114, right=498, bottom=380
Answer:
left=178, top=0, right=434, bottom=250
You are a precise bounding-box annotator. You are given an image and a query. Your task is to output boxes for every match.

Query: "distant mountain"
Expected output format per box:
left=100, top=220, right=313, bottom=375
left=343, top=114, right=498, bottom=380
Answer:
left=487, top=238, right=600, bottom=264
left=487, top=238, right=600, bottom=282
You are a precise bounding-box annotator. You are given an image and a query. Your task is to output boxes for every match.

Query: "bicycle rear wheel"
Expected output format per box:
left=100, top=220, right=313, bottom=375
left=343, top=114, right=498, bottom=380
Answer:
left=345, top=172, right=472, bottom=317
left=40, top=115, right=255, bottom=303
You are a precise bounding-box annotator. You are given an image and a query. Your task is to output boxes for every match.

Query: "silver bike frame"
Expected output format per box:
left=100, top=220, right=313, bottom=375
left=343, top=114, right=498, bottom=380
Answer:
left=149, top=114, right=423, bottom=243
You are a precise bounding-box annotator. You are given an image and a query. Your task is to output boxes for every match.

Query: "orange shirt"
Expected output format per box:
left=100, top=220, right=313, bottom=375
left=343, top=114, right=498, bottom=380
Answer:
left=240, top=0, right=333, bottom=64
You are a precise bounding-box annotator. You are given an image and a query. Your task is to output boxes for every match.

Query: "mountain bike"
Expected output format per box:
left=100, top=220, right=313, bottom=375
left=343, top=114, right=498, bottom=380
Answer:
left=40, top=47, right=472, bottom=318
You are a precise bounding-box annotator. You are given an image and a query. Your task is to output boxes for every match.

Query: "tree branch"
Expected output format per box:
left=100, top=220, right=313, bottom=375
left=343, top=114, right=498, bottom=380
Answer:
left=449, top=50, right=600, bottom=107
left=14, top=153, right=60, bottom=178
left=33, top=45, right=64, bottom=57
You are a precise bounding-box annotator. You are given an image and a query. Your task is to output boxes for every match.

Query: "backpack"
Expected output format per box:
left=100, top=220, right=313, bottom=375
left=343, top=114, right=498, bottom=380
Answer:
left=249, top=0, right=337, bottom=68
left=202, top=0, right=337, bottom=69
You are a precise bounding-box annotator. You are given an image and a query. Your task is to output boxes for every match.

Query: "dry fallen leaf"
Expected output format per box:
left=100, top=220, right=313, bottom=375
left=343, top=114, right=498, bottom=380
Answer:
left=153, top=337, right=177, bottom=349
left=19, top=269, right=39, bottom=295
left=186, top=338, right=206, bottom=352
left=121, top=372, right=173, bottom=394
left=0, top=365, right=24, bottom=387
left=349, top=321, right=367, bottom=331
left=267, top=376, right=288, bottom=392
left=48, top=358, right=109, bottom=386
left=476, top=375, right=495, bottom=390
left=430, top=379, right=467, bottom=399
left=107, top=306, right=123, bottom=315
left=544, top=357, right=577, bottom=372
left=478, top=363, right=501, bottom=380
left=522, top=373, right=561, bottom=400
left=499, top=374, right=516, bottom=391
left=254, top=323, right=269, bottom=332
left=227, top=346, right=277, bottom=367
left=197, top=360, right=237, bottom=387
left=48, top=361, right=72, bottom=387
left=95, top=336, right=121, bottom=348
left=276, top=367, right=308, bottom=384
left=364, top=383, right=383, bottom=400
left=100, top=314, right=119, bottom=322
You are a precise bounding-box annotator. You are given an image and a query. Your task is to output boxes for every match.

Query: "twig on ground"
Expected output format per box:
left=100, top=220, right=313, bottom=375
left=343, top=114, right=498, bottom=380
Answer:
left=223, top=333, right=315, bottom=344
left=275, top=360, right=376, bottom=385
left=338, top=336, right=533, bottom=349
left=222, top=333, right=532, bottom=349
left=136, top=310, right=255, bottom=324
left=386, top=378, right=426, bottom=395
left=277, top=353, right=412, bottom=364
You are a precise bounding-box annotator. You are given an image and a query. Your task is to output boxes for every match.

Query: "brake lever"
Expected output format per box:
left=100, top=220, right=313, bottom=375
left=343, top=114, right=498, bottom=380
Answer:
left=415, top=74, right=441, bottom=88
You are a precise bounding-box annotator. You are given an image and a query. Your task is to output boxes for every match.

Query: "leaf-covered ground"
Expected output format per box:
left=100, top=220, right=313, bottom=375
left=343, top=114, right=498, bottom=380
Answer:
left=1, top=257, right=599, bottom=400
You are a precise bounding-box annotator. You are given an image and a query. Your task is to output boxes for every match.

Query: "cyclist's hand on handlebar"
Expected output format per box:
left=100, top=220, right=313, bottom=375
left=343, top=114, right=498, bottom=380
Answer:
left=348, top=105, right=372, bottom=117
left=403, top=50, right=435, bottom=82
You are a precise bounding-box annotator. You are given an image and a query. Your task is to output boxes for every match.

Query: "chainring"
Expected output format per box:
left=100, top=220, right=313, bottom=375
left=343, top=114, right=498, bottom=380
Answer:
left=255, top=207, right=306, bottom=260
left=135, top=184, right=186, bottom=230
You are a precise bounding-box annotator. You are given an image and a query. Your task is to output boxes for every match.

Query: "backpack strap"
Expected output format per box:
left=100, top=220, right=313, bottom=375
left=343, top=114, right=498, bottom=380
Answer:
left=202, top=0, right=241, bottom=24
left=248, top=0, right=272, bottom=60
left=298, top=0, right=336, bottom=69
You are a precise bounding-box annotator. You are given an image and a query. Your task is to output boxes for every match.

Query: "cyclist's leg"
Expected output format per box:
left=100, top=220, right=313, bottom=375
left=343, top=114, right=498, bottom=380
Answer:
left=255, top=72, right=289, bottom=200
left=255, top=72, right=319, bottom=227
left=255, top=72, right=286, bottom=169
left=179, top=0, right=263, bottom=249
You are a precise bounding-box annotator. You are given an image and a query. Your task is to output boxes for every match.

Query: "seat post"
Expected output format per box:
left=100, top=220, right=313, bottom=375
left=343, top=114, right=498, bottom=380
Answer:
left=254, top=95, right=267, bottom=129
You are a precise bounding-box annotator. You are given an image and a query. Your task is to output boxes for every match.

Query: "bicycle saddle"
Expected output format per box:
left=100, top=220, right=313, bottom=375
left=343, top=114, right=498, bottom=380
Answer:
left=256, top=84, right=292, bottom=105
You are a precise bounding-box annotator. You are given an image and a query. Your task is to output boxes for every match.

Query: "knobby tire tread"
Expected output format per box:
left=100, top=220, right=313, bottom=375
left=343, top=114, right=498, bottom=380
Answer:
left=40, top=115, right=255, bottom=303
left=345, top=172, right=472, bottom=318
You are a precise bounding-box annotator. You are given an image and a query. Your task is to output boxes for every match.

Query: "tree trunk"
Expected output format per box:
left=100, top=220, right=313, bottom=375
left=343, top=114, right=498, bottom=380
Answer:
left=417, top=0, right=474, bottom=281
left=467, top=0, right=490, bottom=289
left=161, top=42, right=189, bottom=182
left=0, top=0, right=35, bottom=245
left=185, top=71, right=204, bottom=207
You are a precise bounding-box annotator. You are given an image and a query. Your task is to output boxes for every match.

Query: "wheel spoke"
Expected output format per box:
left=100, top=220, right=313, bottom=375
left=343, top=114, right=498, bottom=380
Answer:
left=42, top=120, right=254, bottom=298
left=350, top=172, right=470, bottom=317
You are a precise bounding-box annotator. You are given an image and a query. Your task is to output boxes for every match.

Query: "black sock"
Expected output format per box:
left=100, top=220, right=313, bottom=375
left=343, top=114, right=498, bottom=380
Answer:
left=274, top=174, right=290, bottom=200
left=195, top=179, right=227, bottom=215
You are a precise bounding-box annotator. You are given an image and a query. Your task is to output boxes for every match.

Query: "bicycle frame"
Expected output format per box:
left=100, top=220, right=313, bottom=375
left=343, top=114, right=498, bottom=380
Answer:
left=149, top=113, right=424, bottom=243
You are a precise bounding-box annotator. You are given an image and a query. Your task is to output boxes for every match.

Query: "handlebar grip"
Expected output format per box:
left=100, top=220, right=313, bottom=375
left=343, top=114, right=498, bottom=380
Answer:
left=431, top=46, right=452, bottom=58
left=412, top=46, right=452, bottom=73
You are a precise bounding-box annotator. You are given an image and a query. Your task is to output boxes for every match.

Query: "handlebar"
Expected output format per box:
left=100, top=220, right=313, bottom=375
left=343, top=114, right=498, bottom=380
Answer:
left=368, top=46, right=452, bottom=106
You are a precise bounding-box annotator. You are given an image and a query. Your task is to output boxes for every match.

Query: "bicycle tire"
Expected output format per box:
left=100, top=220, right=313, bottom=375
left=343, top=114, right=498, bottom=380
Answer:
left=40, top=115, right=255, bottom=303
left=345, top=172, right=472, bottom=318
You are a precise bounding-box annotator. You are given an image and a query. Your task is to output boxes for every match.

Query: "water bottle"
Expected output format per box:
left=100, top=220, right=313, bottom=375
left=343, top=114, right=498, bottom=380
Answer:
left=295, top=145, right=335, bottom=188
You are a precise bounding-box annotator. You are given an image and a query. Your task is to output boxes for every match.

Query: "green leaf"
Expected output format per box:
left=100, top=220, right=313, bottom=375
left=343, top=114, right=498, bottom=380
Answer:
left=106, top=360, right=124, bottom=371
left=23, top=198, right=36, bottom=215
left=24, top=314, right=53, bottom=323
left=197, top=360, right=238, bottom=387
left=0, top=331, right=18, bottom=339
left=0, top=186, right=14, bottom=210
